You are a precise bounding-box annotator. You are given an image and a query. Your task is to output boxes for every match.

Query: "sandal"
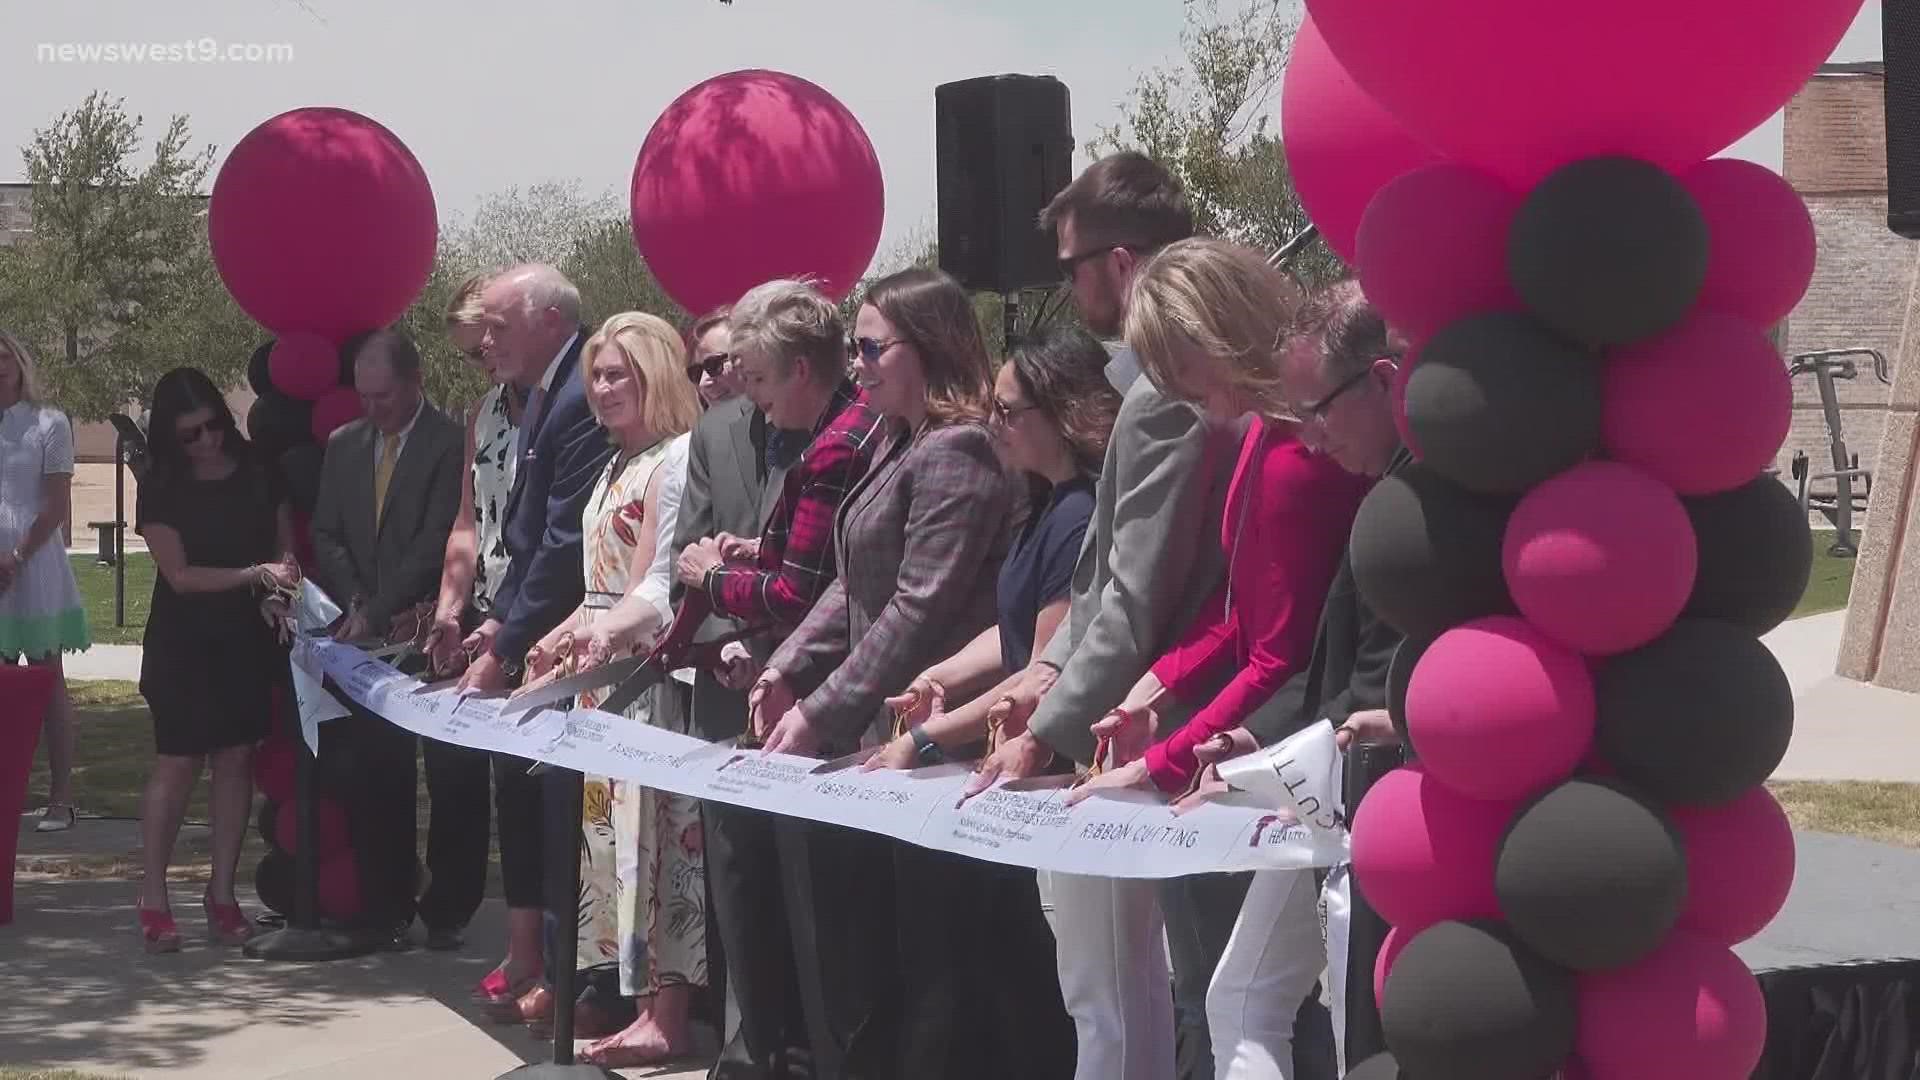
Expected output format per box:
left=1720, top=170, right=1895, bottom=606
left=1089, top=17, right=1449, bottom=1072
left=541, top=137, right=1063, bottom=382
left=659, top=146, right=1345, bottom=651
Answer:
left=138, top=905, right=181, bottom=954
left=35, top=804, right=75, bottom=833
left=472, top=965, right=541, bottom=1007
left=202, top=891, right=254, bottom=945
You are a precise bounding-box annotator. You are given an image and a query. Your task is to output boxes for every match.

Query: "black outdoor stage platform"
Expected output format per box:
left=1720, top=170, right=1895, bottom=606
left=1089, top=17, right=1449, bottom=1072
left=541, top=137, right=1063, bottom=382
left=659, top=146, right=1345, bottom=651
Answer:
left=1742, top=831, right=1920, bottom=1080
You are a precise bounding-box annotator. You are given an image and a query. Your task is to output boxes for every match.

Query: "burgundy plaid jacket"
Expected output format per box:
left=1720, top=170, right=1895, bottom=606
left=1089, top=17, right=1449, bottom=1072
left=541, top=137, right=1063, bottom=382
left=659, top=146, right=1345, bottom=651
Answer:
left=770, top=419, right=1021, bottom=749
left=704, top=380, right=885, bottom=629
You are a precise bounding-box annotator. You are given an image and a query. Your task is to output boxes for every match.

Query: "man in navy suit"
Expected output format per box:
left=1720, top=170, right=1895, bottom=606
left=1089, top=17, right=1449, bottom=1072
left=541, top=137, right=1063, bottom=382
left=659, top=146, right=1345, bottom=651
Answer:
left=456, top=262, right=614, bottom=1027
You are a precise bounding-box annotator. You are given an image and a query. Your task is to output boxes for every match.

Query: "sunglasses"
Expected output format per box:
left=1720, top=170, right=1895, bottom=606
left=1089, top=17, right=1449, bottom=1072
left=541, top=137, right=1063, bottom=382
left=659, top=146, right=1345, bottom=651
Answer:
left=1058, top=244, right=1143, bottom=284
left=686, top=353, right=728, bottom=384
left=175, top=417, right=227, bottom=445
left=848, top=337, right=904, bottom=363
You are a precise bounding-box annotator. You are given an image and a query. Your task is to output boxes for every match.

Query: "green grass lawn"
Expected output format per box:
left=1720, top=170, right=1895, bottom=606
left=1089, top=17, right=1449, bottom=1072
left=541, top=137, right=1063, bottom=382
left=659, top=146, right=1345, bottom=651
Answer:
left=1793, top=534, right=1858, bottom=618
left=69, top=553, right=153, bottom=646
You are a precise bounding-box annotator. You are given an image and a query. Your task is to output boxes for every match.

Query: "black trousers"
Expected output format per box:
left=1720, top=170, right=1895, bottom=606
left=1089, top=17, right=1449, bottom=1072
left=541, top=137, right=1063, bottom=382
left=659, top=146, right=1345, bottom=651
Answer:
left=891, top=843, right=1077, bottom=1080
left=776, top=818, right=898, bottom=1080
left=415, top=736, right=492, bottom=931
left=322, top=707, right=418, bottom=929
left=1160, top=871, right=1338, bottom=1080
left=705, top=801, right=811, bottom=1079
left=495, top=751, right=546, bottom=910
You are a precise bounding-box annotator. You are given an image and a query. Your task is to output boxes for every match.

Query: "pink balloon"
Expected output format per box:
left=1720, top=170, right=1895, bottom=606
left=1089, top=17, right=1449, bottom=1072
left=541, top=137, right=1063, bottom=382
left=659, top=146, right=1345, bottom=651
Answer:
left=1681, top=159, right=1818, bottom=328
left=210, top=108, right=437, bottom=343
left=1373, top=922, right=1423, bottom=1008
left=310, top=385, right=363, bottom=443
left=317, top=850, right=363, bottom=922
left=1350, top=763, right=1512, bottom=930
left=1670, top=788, right=1796, bottom=947
left=1281, top=16, right=1442, bottom=262
left=1577, top=932, right=1767, bottom=1080
left=1405, top=616, right=1595, bottom=802
left=272, top=797, right=351, bottom=856
left=1357, top=164, right=1523, bottom=340
left=632, top=70, right=884, bottom=315
left=267, top=332, right=340, bottom=401
left=1602, top=312, right=1792, bottom=496
left=1306, top=0, right=1864, bottom=186
left=1504, top=462, right=1698, bottom=656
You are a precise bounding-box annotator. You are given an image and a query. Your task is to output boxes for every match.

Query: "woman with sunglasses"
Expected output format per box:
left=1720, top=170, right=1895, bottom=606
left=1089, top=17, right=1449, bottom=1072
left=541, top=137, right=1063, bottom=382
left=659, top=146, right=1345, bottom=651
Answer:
left=749, top=268, right=1072, bottom=1079
left=133, top=367, right=300, bottom=953
left=871, top=326, right=1119, bottom=769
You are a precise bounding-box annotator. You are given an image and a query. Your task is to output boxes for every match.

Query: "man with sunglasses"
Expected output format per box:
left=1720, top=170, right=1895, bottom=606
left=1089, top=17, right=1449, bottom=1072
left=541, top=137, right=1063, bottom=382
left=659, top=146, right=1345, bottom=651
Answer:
left=687, top=308, right=745, bottom=409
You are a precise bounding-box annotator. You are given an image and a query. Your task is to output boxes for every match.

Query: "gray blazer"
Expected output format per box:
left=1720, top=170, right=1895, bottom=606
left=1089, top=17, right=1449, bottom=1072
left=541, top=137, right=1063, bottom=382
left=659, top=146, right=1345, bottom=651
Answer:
left=1029, top=356, right=1240, bottom=766
left=671, top=396, right=778, bottom=741
left=309, top=402, right=464, bottom=629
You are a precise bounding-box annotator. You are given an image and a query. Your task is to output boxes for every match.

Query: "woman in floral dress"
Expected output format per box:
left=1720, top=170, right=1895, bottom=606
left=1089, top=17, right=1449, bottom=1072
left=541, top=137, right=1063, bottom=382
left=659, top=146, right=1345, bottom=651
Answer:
left=525, top=312, right=707, bottom=1067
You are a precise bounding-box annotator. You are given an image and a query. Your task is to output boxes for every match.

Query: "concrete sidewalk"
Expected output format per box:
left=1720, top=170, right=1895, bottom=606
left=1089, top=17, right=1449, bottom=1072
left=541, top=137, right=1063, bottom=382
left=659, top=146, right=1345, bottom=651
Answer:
left=0, top=870, right=713, bottom=1079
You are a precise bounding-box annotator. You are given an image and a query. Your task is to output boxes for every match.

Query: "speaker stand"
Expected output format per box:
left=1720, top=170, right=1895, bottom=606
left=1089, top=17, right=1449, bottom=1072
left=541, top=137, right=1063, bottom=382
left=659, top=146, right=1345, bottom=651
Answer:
left=1002, top=290, right=1023, bottom=352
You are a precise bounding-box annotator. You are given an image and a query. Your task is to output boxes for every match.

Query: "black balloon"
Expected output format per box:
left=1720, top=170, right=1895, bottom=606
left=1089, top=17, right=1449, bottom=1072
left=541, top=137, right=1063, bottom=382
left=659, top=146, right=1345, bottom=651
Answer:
left=1683, top=475, right=1814, bottom=635
left=1597, top=619, right=1793, bottom=806
left=246, top=339, right=276, bottom=396
left=1508, top=155, right=1709, bottom=347
left=246, top=391, right=313, bottom=462
left=1387, top=635, right=1431, bottom=755
left=1496, top=778, right=1687, bottom=971
left=1381, top=920, right=1577, bottom=1080
left=1345, top=1052, right=1405, bottom=1080
left=281, top=444, right=325, bottom=516
left=1405, top=313, right=1602, bottom=495
left=1351, top=463, right=1517, bottom=640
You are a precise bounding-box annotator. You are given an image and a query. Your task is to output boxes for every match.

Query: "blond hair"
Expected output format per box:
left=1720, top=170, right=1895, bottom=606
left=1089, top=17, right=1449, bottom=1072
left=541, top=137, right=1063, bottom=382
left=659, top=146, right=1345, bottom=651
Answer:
left=730, top=279, right=845, bottom=387
left=583, top=312, right=702, bottom=440
left=0, top=330, right=41, bottom=403
left=445, top=269, right=497, bottom=327
left=1124, top=237, right=1304, bottom=419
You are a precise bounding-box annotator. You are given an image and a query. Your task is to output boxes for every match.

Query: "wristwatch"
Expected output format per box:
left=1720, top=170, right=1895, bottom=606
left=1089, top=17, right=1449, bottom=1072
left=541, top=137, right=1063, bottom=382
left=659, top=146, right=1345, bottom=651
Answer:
left=499, top=655, right=525, bottom=682
left=909, top=724, right=946, bottom=766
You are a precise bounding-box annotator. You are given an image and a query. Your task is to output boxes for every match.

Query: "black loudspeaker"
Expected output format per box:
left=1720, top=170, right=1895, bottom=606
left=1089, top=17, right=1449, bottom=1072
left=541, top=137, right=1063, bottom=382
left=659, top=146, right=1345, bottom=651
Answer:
left=1887, top=2, right=1920, bottom=237
left=936, top=74, right=1074, bottom=293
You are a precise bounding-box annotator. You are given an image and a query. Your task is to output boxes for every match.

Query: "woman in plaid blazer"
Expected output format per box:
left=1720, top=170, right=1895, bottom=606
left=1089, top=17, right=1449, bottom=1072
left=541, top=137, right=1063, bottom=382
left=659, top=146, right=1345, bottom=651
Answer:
left=752, top=268, right=1071, bottom=1080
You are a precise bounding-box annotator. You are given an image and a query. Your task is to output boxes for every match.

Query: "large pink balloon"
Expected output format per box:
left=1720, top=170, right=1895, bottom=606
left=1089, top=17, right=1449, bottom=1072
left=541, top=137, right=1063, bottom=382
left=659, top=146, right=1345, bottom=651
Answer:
left=1357, top=164, right=1522, bottom=340
left=267, top=332, right=340, bottom=402
left=1404, top=616, right=1595, bottom=802
left=210, top=108, right=437, bottom=344
left=1281, top=16, right=1441, bottom=262
left=1681, top=159, right=1818, bottom=328
left=1504, top=462, right=1698, bottom=656
left=1602, top=312, right=1792, bottom=496
left=1670, top=788, right=1796, bottom=947
left=632, top=70, right=884, bottom=316
left=1577, top=932, right=1767, bottom=1080
left=1306, top=0, right=1866, bottom=187
left=1350, top=763, right=1511, bottom=931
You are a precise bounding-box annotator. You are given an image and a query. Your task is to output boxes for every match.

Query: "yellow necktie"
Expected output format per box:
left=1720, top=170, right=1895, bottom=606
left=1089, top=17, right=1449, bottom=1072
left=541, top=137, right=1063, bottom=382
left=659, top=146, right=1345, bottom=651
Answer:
left=373, top=432, right=401, bottom=528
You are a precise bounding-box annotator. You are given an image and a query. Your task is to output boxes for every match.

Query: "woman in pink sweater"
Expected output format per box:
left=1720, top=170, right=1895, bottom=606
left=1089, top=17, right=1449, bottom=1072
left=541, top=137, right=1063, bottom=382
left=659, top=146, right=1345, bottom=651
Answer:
left=1069, top=239, right=1372, bottom=800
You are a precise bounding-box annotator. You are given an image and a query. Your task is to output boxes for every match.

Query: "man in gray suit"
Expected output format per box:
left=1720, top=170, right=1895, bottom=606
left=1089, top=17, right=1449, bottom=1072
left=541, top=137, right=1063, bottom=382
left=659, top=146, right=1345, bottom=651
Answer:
left=309, top=328, right=471, bottom=944
left=966, top=152, right=1333, bottom=1080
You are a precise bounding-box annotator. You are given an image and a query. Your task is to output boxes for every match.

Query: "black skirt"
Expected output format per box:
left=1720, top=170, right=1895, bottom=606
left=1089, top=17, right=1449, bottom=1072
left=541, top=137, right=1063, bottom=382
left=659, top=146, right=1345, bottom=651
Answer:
left=141, top=623, right=287, bottom=756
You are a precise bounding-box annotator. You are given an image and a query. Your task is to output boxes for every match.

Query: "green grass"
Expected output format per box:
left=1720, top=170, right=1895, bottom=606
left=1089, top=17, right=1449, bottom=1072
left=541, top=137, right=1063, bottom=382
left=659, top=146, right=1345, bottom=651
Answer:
left=23, top=680, right=175, bottom=823
left=1792, top=534, right=1858, bottom=618
left=69, top=553, right=153, bottom=646
left=1771, top=781, right=1920, bottom=848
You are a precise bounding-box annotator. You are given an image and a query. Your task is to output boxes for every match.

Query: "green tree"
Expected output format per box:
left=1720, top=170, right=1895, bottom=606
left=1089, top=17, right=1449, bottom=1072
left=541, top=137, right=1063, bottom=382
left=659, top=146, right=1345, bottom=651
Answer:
left=0, top=93, right=251, bottom=419
left=1091, top=0, right=1345, bottom=288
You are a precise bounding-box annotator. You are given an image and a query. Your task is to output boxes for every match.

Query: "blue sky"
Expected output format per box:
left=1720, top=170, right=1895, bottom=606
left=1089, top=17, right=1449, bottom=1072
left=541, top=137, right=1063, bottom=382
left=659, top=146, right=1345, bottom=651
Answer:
left=4, top=0, right=1884, bottom=261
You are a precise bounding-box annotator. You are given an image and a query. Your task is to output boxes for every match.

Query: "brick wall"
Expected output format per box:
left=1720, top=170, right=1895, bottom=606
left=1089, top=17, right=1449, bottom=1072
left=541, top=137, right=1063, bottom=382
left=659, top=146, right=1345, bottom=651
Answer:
left=1781, top=73, right=1905, bottom=501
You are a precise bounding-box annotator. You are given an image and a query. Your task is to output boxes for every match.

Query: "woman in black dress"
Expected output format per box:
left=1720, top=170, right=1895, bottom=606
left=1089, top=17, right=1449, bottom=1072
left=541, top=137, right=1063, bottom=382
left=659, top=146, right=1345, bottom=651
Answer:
left=134, top=368, right=299, bottom=953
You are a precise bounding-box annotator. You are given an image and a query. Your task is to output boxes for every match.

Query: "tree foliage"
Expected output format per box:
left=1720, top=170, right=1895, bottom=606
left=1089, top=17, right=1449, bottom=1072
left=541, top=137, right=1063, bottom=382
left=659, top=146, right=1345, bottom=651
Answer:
left=1091, top=0, right=1346, bottom=289
left=0, top=93, right=255, bottom=420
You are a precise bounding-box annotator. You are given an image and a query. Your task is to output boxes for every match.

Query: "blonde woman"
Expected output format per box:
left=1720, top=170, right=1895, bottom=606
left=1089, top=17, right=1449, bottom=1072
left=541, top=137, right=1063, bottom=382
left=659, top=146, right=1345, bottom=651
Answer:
left=521, top=313, right=706, bottom=1065
left=0, top=331, right=90, bottom=833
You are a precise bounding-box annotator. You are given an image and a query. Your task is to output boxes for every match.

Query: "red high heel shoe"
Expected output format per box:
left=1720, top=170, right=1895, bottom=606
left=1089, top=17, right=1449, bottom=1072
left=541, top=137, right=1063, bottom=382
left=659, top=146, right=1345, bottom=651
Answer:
left=138, top=905, right=181, bottom=954
left=202, top=891, right=253, bottom=945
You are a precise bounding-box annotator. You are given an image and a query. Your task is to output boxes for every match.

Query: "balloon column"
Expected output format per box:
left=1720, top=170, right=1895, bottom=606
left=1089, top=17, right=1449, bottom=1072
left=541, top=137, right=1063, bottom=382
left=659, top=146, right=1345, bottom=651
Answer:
left=210, top=107, right=437, bottom=928
left=1278, top=3, right=1864, bottom=1077
left=631, top=69, right=885, bottom=313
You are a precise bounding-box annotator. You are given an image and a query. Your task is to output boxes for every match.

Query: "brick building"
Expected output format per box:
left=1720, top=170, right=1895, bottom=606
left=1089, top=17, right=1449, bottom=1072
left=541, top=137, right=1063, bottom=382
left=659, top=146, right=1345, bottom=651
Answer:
left=1781, top=63, right=1904, bottom=495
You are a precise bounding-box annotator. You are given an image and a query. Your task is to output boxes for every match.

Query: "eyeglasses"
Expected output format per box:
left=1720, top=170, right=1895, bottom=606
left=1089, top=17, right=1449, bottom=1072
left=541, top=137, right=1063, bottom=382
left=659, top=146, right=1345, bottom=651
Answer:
left=848, top=337, right=904, bottom=363
left=175, top=417, right=227, bottom=445
left=686, top=353, right=728, bottom=384
left=1058, top=244, right=1142, bottom=284
left=1282, top=355, right=1400, bottom=425
left=991, top=397, right=1041, bottom=425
